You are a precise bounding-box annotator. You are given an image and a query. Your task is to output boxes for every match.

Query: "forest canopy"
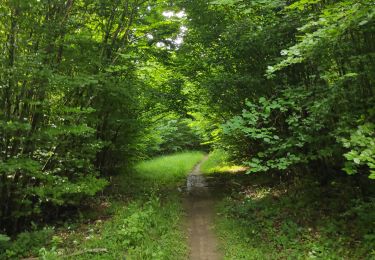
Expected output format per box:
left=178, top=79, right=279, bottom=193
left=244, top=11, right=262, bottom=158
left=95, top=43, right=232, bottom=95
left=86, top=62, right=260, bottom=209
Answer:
left=0, top=0, right=374, bottom=238
left=0, top=0, right=193, bottom=233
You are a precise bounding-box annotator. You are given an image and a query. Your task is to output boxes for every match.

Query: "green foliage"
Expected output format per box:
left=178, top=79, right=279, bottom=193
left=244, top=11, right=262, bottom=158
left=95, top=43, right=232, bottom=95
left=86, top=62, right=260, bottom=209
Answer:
left=2, top=150, right=200, bottom=259
left=179, top=0, right=375, bottom=179
left=221, top=87, right=374, bottom=178
left=0, top=0, right=187, bottom=233
left=201, top=149, right=246, bottom=174
left=38, top=246, right=59, bottom=260
left=156, top=119, right=203, bottom=154
left=0, top=0, right=374, bottom=257
left=215, top=175, right=375, bottom=259
left=141, top=118, right=204, bottom=156
left=267, top=0, right=374, bottom=75
left=134, top=151, right=204, bottom=188
left=38, top=152, right=197, bottom=260
left=341, top=123, right=375, bottom=179
left=49, top=196, right=187, bottom=260
left=67, top=197, right=187, bottom=260
left=0, top=234, right=11, bottom=254
left=201, top=150, right=231, bottom=174
left=0, top=228, right=54, bottom=259
left=222, top=91, right=314, bottom=172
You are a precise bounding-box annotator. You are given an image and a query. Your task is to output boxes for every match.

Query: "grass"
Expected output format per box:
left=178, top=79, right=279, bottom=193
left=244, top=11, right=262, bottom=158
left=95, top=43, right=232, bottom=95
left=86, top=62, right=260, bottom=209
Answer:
left=200, top=150, right=375, bottom=259
left=201, top=149, right=247, bottom=175
left=8, top=150, right=374, bottom=259
left=135, top=151, right=205, bottom=186
left=59, top=151, right=204, bottom=260
left=112, top=151, right=205, bottom=197
left=4, top=151, right=205, bottom=260
left=214, top=174, right=375, bottom=259
left=56, top=196, right=187, bottom=260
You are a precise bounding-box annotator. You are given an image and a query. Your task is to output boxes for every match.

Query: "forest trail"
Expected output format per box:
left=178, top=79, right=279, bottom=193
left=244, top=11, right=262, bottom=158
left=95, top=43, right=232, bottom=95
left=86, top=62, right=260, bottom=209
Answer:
left=184, top=156, right=222, bottom=260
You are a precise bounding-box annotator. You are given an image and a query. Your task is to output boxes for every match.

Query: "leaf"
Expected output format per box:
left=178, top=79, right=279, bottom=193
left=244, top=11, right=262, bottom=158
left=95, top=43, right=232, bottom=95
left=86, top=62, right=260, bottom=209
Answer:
left=0, top=234, right=10, bottom=242
left=210, top=0, right=241, bottom=5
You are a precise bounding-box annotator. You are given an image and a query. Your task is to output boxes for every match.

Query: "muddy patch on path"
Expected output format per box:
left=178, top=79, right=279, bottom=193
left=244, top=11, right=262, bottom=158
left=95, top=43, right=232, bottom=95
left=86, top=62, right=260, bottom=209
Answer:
left=184, top=157, right=222, bottom=260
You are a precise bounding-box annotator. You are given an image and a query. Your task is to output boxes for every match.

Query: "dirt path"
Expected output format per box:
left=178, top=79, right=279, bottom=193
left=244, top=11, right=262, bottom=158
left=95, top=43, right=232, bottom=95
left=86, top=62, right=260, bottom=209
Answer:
left=184, top=156, right=222, bottom=260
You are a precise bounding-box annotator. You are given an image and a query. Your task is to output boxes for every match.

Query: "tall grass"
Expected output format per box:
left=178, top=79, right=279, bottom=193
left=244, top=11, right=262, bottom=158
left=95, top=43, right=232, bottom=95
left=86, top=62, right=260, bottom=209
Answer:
left=201, top=149, right=247, bottom=174
left=112, top=151, right=205, bottom=196
left=60, top=196, right=188, bottom=260
left=135, top=151, right=205, bottom=186
left=23, top=152, right=206, bottom=259
left=68, top=152, right=205, bottom=259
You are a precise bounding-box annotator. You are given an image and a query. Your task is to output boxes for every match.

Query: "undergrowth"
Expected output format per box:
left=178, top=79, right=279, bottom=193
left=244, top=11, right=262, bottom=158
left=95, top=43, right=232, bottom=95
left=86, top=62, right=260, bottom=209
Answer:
left=201, top=149, right=375, bottom=259
left=215, top=175, right=375, bottom=259
left=1, top=151, right=204, bottom=259
left=56, top=196, right=187, bottom=260
left=201, top=149, right=246, bottom=175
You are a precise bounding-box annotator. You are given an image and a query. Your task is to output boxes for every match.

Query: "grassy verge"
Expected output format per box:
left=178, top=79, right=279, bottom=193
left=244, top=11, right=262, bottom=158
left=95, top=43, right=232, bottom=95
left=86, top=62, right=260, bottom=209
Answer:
left=135, top=151, right=205, bottom=187
left=1, top=151, right=204, bottom=259
left=57, top=195, right=187, bottom=260
left=201, top=149, right=247, bottom=175
left=110, top=151, right=205, bottom=198
left=215, top=174, right=375, bottom=259
left=202, top=151, right=375, bottom=259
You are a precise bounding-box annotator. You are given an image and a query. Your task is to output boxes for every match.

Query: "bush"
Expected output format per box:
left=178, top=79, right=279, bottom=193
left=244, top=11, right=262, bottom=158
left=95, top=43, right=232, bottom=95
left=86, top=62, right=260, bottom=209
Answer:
left=0, top=229, right=54, bottom=259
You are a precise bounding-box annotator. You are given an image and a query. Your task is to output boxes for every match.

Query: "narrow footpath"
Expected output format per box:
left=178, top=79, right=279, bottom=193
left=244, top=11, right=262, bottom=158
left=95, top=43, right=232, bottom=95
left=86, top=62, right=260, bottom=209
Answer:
left=184, top=156, right=222, bottom=260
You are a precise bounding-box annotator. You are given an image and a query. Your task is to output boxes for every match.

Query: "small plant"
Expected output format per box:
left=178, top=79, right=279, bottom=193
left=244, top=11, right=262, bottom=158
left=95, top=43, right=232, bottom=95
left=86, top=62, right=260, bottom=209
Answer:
left=0, top=229, right=54, bottom=259
left=341, top=123, right=375, bottom=179
left=0, top=234, right=11, bottom=255
left=39, top=246, right=59, bottom=260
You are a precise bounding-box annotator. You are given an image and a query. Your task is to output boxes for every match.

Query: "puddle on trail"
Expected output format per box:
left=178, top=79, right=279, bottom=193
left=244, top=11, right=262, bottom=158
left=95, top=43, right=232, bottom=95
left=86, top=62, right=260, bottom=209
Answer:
left=186, top=174, right=209, bottom=195
left=185, top=171, right=232, bottom=199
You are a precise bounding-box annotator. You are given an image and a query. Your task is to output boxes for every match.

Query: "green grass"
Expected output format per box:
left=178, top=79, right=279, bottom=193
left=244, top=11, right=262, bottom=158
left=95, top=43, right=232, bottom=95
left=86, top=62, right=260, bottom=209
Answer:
left=57, top=152, right=205, bottom=259
left=54, top=196, right=187, bottom=260
left=134, top=151, right=205, bottom=187
left=215, top=175, right=375, bottom=259
left=201, top=149, right=247, bottom=175
left=111, top=151, right=204, bottom=198
left=10, top=151, right=205, bottom=259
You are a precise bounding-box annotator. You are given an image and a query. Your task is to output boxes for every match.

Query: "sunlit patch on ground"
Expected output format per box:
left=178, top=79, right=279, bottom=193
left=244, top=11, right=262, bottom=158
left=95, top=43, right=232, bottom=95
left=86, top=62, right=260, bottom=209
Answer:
left=211, top=165, right=249, bottom=174
left=201, top=149, right=249, bottom=175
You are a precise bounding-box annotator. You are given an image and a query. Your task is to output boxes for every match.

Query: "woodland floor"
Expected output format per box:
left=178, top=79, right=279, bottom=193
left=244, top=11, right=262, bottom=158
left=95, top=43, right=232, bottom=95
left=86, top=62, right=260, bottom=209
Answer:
left=4, top=151, right=373, bottom=259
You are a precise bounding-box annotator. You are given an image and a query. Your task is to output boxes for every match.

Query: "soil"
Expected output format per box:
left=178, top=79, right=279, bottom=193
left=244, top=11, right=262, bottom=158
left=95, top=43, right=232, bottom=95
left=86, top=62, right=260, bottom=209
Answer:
left=183, top=157, right=222, bottom=260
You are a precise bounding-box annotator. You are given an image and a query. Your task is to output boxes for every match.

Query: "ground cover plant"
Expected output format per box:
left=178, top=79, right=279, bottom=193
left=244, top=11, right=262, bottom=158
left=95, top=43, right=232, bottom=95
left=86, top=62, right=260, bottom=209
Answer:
left=215, top=176, right=375, bottom=259
left=204, top=151, right=375, bottom=259
left=54, top=196, right=187, bottom=260
left=1, top=152, right=203, bottom=259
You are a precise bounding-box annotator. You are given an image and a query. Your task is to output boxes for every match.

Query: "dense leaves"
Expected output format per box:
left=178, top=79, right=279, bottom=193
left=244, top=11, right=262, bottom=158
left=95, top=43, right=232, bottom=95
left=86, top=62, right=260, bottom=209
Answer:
left=0, top=0, right=186, bottom=233
left=0, top=0, right=374, bottom=252
left=179, top=0, right=375, bottom=180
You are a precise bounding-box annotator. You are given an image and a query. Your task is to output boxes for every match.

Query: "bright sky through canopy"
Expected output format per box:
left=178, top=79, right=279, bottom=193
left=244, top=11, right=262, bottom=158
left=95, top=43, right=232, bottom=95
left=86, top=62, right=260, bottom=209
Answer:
left=156, top=10, right=187, bottom=47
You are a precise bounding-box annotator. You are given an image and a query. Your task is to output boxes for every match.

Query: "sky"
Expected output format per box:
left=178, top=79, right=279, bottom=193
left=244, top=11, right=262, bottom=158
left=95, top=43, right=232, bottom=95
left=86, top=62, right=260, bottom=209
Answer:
left=156, top=10, right=187, bottom=48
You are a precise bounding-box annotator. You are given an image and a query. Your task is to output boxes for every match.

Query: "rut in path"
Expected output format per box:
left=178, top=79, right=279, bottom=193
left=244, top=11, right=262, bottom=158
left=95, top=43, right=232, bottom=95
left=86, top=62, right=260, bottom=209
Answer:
left=184, top=156, right=222, bottom=260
